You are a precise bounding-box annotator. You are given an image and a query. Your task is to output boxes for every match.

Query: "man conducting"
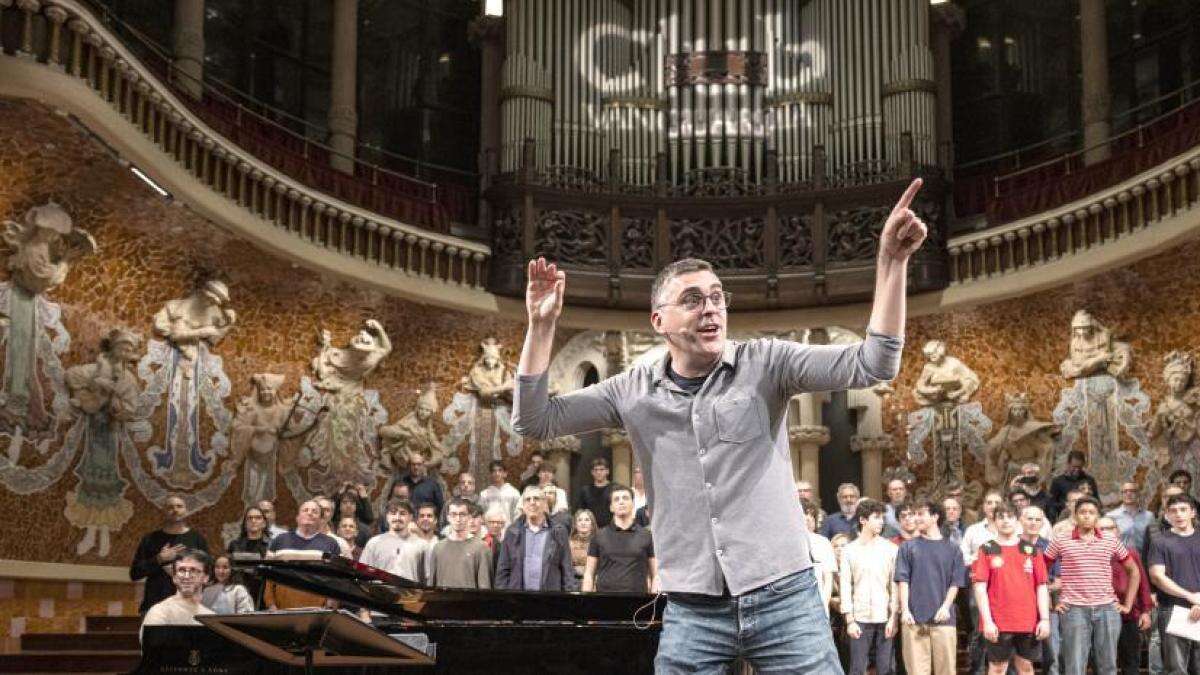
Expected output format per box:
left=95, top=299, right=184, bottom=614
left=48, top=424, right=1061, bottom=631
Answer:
left=512, top=179, right=926, bottom=671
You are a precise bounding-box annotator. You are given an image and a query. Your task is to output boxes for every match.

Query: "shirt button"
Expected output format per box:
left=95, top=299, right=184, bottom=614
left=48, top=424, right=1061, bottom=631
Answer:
left=711, top=517, right=719, bottom=524
left=698, top=447, right=706, bottom=456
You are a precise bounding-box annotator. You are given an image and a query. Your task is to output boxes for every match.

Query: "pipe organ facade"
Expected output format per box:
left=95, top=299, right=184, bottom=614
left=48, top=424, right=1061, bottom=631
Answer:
left=499, top=0, right=939, bottom=187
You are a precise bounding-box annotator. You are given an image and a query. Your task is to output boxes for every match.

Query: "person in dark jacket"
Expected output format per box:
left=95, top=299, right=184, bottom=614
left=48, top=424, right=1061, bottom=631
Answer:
left=130, top=495, right=209, bottom=614
left=495, top=485, right=578, bottom=591
left=1047, top=450, right=1100, bottom=522
left=227, top=505, right=271, bottom=607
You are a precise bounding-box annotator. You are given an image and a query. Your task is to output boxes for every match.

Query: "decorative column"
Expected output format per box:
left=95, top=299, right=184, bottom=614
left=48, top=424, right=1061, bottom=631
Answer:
left=851, top=436, right=893, bottom=501
left=328, top=0, right=358, bottom=174
left=789, top=392, right=830, bottom=503
left=605, top=429, right=633, bottom=487
left=539, top=435, right=581, bottom=493
left=171, top=0, right=204, bottom=100
left=849, top=382, right=895, bottom=500
left=1080, top=0, right=1111, bottom=165
left=931, top=3, right=966, bottom=173
left=470, top=14, right=505, bottom=178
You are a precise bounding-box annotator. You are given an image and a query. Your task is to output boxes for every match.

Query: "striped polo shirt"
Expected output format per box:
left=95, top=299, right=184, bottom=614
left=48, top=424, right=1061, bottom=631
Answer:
left=1045, top=527, right=1129, bottom=606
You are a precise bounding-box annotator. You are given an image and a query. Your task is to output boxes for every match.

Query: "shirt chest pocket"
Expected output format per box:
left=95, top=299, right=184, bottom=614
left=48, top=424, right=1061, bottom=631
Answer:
left=714, top=391, right=765, bottom=443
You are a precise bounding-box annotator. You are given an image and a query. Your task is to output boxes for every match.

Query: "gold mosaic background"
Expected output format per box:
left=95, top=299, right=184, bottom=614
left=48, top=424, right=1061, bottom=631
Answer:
left=1, top=95, right=1198, bottom=577
left=0, top=98, right=545, bottom=567
left=889, top=236, right=1200, bottom=495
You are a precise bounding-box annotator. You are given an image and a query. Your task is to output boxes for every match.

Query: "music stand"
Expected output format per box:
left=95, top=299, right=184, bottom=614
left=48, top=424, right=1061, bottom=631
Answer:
left=197, top=609, right=434, bottom=673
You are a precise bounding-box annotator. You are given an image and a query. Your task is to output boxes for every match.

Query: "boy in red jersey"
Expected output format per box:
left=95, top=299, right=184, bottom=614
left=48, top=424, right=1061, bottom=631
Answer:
left=972, top=504, right=1051, bottom=675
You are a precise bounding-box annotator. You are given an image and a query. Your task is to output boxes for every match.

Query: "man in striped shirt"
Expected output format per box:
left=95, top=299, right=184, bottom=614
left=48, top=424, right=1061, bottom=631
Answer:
left=1045, top=495, right=1141, bottom=675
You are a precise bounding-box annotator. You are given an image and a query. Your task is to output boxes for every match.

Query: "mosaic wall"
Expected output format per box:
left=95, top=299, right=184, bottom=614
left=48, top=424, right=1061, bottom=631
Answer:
left=0, top=98, right=550, bottom=567
left=1, top=94, right=1198, bottom=579
left=889, top=234, right=1200, bottom=505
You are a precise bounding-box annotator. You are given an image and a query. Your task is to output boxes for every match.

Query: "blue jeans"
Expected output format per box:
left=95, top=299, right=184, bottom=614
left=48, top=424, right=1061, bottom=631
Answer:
left=655, top=568, right=843, bottom=674
left=1060, top=603, right=1121, bottom=675
left=1043, top=610, right=1061, bottom=675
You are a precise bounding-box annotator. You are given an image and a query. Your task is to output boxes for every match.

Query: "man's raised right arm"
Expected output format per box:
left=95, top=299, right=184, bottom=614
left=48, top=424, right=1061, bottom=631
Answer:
left=513, top=258, right=620, bottom=440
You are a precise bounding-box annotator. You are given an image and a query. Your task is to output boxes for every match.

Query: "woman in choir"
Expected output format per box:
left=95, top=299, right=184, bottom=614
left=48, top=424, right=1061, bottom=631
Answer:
left=569, top=509, right=597, bottom=580
left=201, top=555, right=255, bottom=614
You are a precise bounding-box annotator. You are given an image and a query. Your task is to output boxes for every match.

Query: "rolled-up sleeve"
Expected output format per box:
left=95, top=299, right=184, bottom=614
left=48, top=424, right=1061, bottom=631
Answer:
left=773, top=330, right=903, bottom=397
left=512, top=371, right=622, bottom=440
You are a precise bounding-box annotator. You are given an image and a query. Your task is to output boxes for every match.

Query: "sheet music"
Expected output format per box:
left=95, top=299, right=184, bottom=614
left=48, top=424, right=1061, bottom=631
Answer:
left=1166, top=605, right=1200, bottom=642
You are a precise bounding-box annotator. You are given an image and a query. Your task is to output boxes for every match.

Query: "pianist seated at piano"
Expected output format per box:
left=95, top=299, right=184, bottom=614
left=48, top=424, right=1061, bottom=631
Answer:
left=140, top=549, right=214, bottom=642
left=262, top=500, right=342, bottom=610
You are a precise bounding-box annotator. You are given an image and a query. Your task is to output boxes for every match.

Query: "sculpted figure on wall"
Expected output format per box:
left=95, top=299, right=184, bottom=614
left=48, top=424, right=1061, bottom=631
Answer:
left=141, top=280, right=236, bottom=488
left=444, top=337, right=522, bottom=487
left=63, top=328, right=141, bottom=558
left=1051, top=310, right=1153, bottom=505
left=1060, top=310, right=1131, bottom=380
left=913, top=340, right=980, bottom=409
left=300, top=320, right=391, bottom=493
left=985, top=393, right=1060, bottom=489
left=380, top=383, right=445, bottom=473
left=0, top=202, right=95, bottom=429
left=231, top=373, right=291, bottom=511
left=906, top=340, right=990, bottom=498
left=1149, top=351, right=1200, bottom=476
left=464, top=337, right=515, bottom=404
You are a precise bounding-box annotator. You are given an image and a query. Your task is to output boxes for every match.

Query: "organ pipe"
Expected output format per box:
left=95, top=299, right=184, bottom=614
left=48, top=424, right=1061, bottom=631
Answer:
left=499, top=0, right=939, bottom=185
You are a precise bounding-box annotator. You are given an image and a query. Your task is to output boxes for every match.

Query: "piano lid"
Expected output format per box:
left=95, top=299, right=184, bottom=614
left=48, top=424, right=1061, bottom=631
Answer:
left=238, top=557, right=664, bottom=625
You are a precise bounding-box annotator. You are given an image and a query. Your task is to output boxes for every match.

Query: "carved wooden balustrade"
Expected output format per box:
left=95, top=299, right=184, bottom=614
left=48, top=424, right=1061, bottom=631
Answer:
left=485, top=138, right=950, bottom=311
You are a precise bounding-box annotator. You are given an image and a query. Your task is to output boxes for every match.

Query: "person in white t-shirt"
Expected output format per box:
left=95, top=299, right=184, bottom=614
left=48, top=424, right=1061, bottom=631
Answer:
left=478, top=461, right=523, bottom=524
left=141, top=549, right=214, bottom=642
left=802, top=498, right=837, bottom=615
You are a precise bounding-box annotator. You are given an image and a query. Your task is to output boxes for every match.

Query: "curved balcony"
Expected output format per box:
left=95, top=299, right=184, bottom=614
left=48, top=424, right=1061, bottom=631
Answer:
left=0, top=0, right=498, bottom=315
left=485, top=139, right=950, bottom=312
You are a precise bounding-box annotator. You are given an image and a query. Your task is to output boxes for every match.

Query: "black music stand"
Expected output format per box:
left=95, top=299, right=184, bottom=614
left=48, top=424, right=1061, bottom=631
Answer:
left=197, top=609, right=434, bottom=673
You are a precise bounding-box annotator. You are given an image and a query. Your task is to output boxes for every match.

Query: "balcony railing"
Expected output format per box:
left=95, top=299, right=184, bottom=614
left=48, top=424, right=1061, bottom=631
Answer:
left=56, top=0, right=479, bottom=234
left=953, top=78, right=1200, bottom=225
left=485, top=137, right=949, bottom=311
left=0, top=0, right=491, bottom=299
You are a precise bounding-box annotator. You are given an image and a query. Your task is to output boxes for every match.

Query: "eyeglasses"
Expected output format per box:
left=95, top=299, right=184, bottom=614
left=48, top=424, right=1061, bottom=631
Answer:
left=175, top=568, right=204, bottom=577
left=657, top=290, right=732, bottom=312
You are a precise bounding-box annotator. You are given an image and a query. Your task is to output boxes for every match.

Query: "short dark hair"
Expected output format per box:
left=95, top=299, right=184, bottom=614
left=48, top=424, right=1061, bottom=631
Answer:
left=1171, top=469, right=1194, bottom=483
left=386, top=499, right=413, bottom=515
left=468, top=501, right=484, bottom=518
left=993, top=504, right=1018, bottom=520
left=591, top=457, right=610, bottom=470
left=175, top=548, right=211, bottom=572
left=651, top=258, right=715, bottom=306
left=609, top=483, right=633, bottom=503
left=1007, top=489, right=1030, bottom=503
left=489, top=460, right=505, bottom=472
left=854, top=498, right=886, bottom=530
left=416, top=502, right=439, bottom=517
left=894, top=501, right=915, bottom=518
left=1067, top=450, right=1086, bottom=464
left=447, top=497, right=472, bottom=514
left=915, top=499, right=943, bottom=525
left=1166, top=494, right=1197, bottom=510
left=1074, top=496, right=1101, bottom=513
left=530, top=450, right=544, bottom=459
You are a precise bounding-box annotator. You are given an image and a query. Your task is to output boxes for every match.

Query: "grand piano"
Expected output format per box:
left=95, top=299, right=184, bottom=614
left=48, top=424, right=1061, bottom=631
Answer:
left=138, top=555, right=663, bottom=674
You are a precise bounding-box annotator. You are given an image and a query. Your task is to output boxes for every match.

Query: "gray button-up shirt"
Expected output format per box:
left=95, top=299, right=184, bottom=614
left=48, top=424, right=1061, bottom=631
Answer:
left=513, top=332, right=902, bottom=595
